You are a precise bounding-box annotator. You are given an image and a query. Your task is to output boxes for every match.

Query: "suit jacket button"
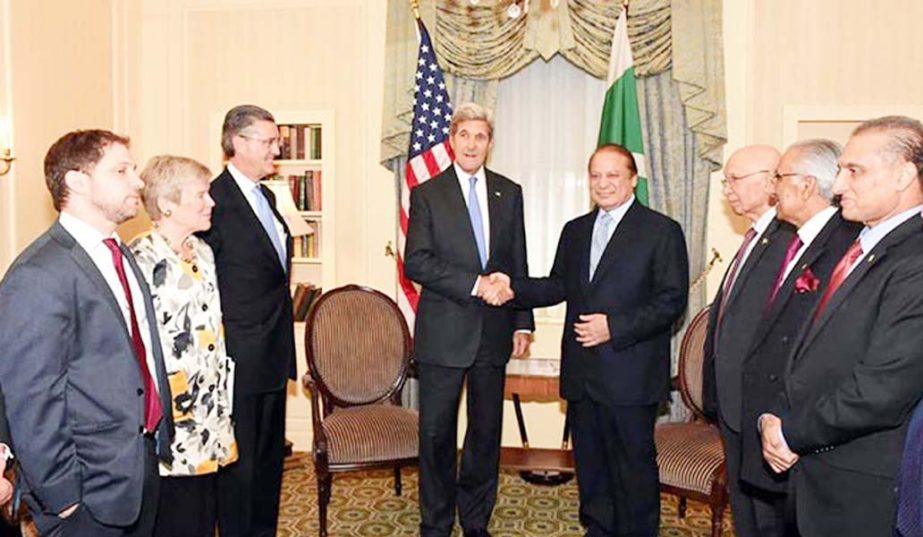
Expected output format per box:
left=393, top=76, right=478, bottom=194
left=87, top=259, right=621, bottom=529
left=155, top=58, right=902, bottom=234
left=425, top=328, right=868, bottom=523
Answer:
left=208, top=344, right=216, bottom=351
left=782, top=336, right=789, bottom=343
left=137, top=388, right=144, bottom=396
left=768, top=374, right=778, bottom=382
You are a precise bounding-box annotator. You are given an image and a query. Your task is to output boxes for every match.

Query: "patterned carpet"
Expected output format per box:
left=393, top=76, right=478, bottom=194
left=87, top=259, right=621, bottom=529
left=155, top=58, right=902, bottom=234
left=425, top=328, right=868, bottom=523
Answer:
left=279, top=453, right=735, bottom=536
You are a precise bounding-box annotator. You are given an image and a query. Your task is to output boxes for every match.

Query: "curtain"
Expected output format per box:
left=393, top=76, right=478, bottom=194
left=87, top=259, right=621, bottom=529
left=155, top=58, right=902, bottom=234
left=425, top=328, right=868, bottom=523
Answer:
left=491, top=55, right=605, bottom=320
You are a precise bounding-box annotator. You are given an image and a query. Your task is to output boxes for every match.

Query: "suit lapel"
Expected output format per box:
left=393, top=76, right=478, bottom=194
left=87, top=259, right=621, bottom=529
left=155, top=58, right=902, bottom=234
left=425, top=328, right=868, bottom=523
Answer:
left=724, top=220, right=779, bottom=313
left=590, top=202, right=643, bottom=288
left=750, top=217, right=838, bottom=350
left=51, top=222, right=131, bottom=338
left=794, top=216, right=923, bottom=363
left=486, top=171, right=502, bottom=265
left=439, top=167, right=483, bottom=270
left=219, top=171, right=285, bottom=271
left=575, top=212, right=595, bottom=297
left=121, top=242, right=176, bottom=455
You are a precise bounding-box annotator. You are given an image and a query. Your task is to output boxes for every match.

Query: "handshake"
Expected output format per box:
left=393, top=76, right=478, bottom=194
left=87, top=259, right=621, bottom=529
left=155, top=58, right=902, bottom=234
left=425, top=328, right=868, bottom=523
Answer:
left=477, top=272, right=514, bottom=306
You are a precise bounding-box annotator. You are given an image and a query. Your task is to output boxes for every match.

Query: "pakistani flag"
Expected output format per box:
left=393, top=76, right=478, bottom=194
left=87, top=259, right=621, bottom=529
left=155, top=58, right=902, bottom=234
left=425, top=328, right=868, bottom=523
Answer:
left=597, top=6, right=648, bottom=205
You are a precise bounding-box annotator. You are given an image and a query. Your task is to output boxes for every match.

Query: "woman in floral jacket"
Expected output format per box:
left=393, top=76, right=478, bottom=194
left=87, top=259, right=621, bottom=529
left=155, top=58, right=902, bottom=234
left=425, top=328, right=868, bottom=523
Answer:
left=131, top=155, right=237, bottom=537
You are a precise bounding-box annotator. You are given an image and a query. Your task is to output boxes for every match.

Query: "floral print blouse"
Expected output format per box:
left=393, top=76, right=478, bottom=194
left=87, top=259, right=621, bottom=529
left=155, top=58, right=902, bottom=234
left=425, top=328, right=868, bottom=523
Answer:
left=130, top=232, right=237, bottom=476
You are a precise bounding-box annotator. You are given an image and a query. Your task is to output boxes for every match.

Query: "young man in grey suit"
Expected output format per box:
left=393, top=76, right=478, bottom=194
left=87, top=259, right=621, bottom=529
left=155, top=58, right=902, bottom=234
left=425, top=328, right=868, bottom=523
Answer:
left=405, top=102, right=534, bottom=537
left=761, top=116, right=923, bottom=537
left=0, top=130, right=174, bottom=536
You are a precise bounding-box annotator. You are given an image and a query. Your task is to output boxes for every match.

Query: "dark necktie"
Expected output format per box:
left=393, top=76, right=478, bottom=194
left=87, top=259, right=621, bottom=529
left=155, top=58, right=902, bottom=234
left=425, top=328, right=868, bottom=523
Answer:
left=812, top=239, right=863, bottom=321
left=897, top=401, right=923, bottom=536
left=767, top=235, right=804, bottom=306
left=717, top=228, right=757, bottom=324
left=103, top=239, right=163, bottom=433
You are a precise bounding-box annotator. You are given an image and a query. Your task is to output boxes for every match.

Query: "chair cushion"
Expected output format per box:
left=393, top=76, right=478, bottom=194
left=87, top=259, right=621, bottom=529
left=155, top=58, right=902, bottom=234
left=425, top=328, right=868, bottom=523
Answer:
left=322, top=405, right=419, bottom=464
left=655, top=422, right=724, bottom=495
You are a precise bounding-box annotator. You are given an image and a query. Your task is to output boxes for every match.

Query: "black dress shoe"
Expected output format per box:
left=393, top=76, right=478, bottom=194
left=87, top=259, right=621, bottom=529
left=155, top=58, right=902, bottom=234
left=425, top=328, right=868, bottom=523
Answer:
left=463, top=530, right=491, bottom=537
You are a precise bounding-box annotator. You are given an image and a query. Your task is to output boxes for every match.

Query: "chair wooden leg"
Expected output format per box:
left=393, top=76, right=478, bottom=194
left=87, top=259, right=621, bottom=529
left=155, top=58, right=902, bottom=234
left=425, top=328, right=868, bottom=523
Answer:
left=317, top=469, right=332, bottom=537
left=678, top=496, right=687, bottom=518
left=394, top=467, right=403, bottom=496
left=710, top=499, right=726, bottom=537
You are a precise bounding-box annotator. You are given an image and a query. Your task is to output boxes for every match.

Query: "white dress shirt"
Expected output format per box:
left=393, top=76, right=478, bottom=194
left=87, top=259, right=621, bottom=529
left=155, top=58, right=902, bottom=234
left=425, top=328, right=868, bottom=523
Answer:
left=592, top=195, right=635, bottom=247
left=59, top=211, right=159, bottom=391
left=780, top=206, right=838, bottom=282
left=227, top=162, right=288, bottom=261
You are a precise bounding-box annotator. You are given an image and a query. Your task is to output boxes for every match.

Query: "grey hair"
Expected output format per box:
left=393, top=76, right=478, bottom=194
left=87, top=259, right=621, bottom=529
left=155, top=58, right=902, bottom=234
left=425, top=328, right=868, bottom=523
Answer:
left=221, top=104, right=276, bottom=158
left=449, top=102, right=494, bottom=139
left=853, top=115, right=923, bottom=183
left=786, top=138, right=842, bottom=200
left=141, top=155, right=212, bottom=221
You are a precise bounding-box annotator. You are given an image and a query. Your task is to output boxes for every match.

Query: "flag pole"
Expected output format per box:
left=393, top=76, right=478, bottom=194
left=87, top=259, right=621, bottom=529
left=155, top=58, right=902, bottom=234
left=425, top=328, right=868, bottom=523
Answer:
left=409, top=0, right=420, bottom=40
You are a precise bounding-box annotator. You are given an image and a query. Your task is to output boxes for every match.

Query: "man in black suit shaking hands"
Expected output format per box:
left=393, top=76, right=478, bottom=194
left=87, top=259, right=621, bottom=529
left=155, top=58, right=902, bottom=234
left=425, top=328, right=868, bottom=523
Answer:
left=492, top=144, right=689, bottom=537
left=405, top=102, right=535, bottom=537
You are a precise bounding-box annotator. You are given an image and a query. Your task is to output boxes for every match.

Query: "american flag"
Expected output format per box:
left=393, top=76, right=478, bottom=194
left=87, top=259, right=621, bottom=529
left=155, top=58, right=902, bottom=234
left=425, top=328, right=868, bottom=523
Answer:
left=397, top=18, right=454, bottom=327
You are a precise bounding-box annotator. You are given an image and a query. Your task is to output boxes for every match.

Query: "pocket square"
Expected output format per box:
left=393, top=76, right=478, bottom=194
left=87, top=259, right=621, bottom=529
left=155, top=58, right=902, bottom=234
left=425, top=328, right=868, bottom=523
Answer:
left=794, top=267, right=821, bottom=294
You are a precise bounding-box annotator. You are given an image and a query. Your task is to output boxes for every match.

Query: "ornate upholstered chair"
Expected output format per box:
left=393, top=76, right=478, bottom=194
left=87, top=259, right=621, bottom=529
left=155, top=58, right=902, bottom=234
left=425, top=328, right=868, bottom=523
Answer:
left=654, top=306, right=728, bottom=537
left=302, top=285, right=418, bottom=537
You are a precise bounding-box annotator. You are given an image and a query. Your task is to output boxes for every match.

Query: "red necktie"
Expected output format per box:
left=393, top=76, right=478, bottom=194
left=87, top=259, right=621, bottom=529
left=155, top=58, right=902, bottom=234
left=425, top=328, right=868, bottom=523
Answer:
left=103, top=238, right=163, bottom=433
left=812, top=239, right=863, bottom=320
left=767, top=235, right=804, bottom=306
left=717, top=228, right=758, bottom=324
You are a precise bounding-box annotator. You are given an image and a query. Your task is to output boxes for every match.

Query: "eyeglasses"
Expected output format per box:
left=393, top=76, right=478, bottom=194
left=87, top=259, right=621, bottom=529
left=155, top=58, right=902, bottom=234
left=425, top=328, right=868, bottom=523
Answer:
left=237, top=134, right=281, bottom=149
left=720, top=169, right=770, bottom=187
left=770, top=172, right=807, bottom=184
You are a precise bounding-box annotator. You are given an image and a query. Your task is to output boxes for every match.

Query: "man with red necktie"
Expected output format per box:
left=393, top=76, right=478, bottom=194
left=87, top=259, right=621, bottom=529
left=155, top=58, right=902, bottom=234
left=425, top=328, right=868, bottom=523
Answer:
left=702, top=144, right=795, bottom=537
left=760, top=116, right=923, bottom=537
left=738, top=138, right=861, bottom=535
left=0, top=130, right=174, bottom=536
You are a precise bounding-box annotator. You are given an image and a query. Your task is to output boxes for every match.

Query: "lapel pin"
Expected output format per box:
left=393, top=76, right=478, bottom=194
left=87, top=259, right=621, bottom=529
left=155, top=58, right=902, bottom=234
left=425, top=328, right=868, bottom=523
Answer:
left=494, top=191, right=501, bottom=197
left=868, top=254, right=875, bottom=263
left=761, top=238, right=769, bottom=245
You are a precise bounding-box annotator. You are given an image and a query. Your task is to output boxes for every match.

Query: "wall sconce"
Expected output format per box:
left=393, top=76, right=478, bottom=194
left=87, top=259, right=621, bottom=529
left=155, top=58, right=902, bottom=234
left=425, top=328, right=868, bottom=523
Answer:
left=0, top=118, right=14, bottom=176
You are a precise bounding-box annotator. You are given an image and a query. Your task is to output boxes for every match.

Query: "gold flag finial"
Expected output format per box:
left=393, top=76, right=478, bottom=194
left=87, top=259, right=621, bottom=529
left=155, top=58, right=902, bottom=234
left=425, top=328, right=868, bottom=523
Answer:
left=409, top=0, right=420, bottom=20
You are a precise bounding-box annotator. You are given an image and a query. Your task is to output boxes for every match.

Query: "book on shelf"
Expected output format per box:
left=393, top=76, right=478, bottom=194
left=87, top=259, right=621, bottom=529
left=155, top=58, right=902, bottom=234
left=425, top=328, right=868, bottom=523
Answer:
left=275, top=124, right=320, bottom=161
left=292, top=283, right=323, bottom=322
left=273, top=171, right=323, bottom=211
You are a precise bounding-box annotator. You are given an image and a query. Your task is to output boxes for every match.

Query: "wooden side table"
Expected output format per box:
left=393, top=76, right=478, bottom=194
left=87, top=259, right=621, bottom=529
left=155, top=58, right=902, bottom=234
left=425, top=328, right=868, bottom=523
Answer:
left=501, top=358, right=574, bottom=484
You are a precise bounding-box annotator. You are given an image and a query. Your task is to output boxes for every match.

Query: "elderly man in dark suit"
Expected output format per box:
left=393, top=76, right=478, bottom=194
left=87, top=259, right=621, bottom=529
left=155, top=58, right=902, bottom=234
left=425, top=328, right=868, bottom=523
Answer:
left=737, top=139, right=861, bottom=535
left=0, top=130, right=174, bottom=536
left=199, top=105, right=295, bottom=537
left=702, top=145, right=795, bottom=537
left=405, top=102, right=534, bottom=537
left=494, top=144, right=688, bottom=537
left=760, top=116, right=923, bottom=537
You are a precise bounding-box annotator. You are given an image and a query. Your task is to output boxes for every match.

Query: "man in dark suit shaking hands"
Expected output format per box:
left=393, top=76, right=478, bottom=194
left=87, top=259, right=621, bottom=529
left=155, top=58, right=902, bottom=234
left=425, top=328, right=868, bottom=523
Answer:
left=200, top=105, right=294, bottom=537
left=760, top=116, right=923, bottom=537
left=0, top=130, right=174, bottom=536
left=405, top=102, right=535, bottom=537
left=496, top=144, right=689, bottom=537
